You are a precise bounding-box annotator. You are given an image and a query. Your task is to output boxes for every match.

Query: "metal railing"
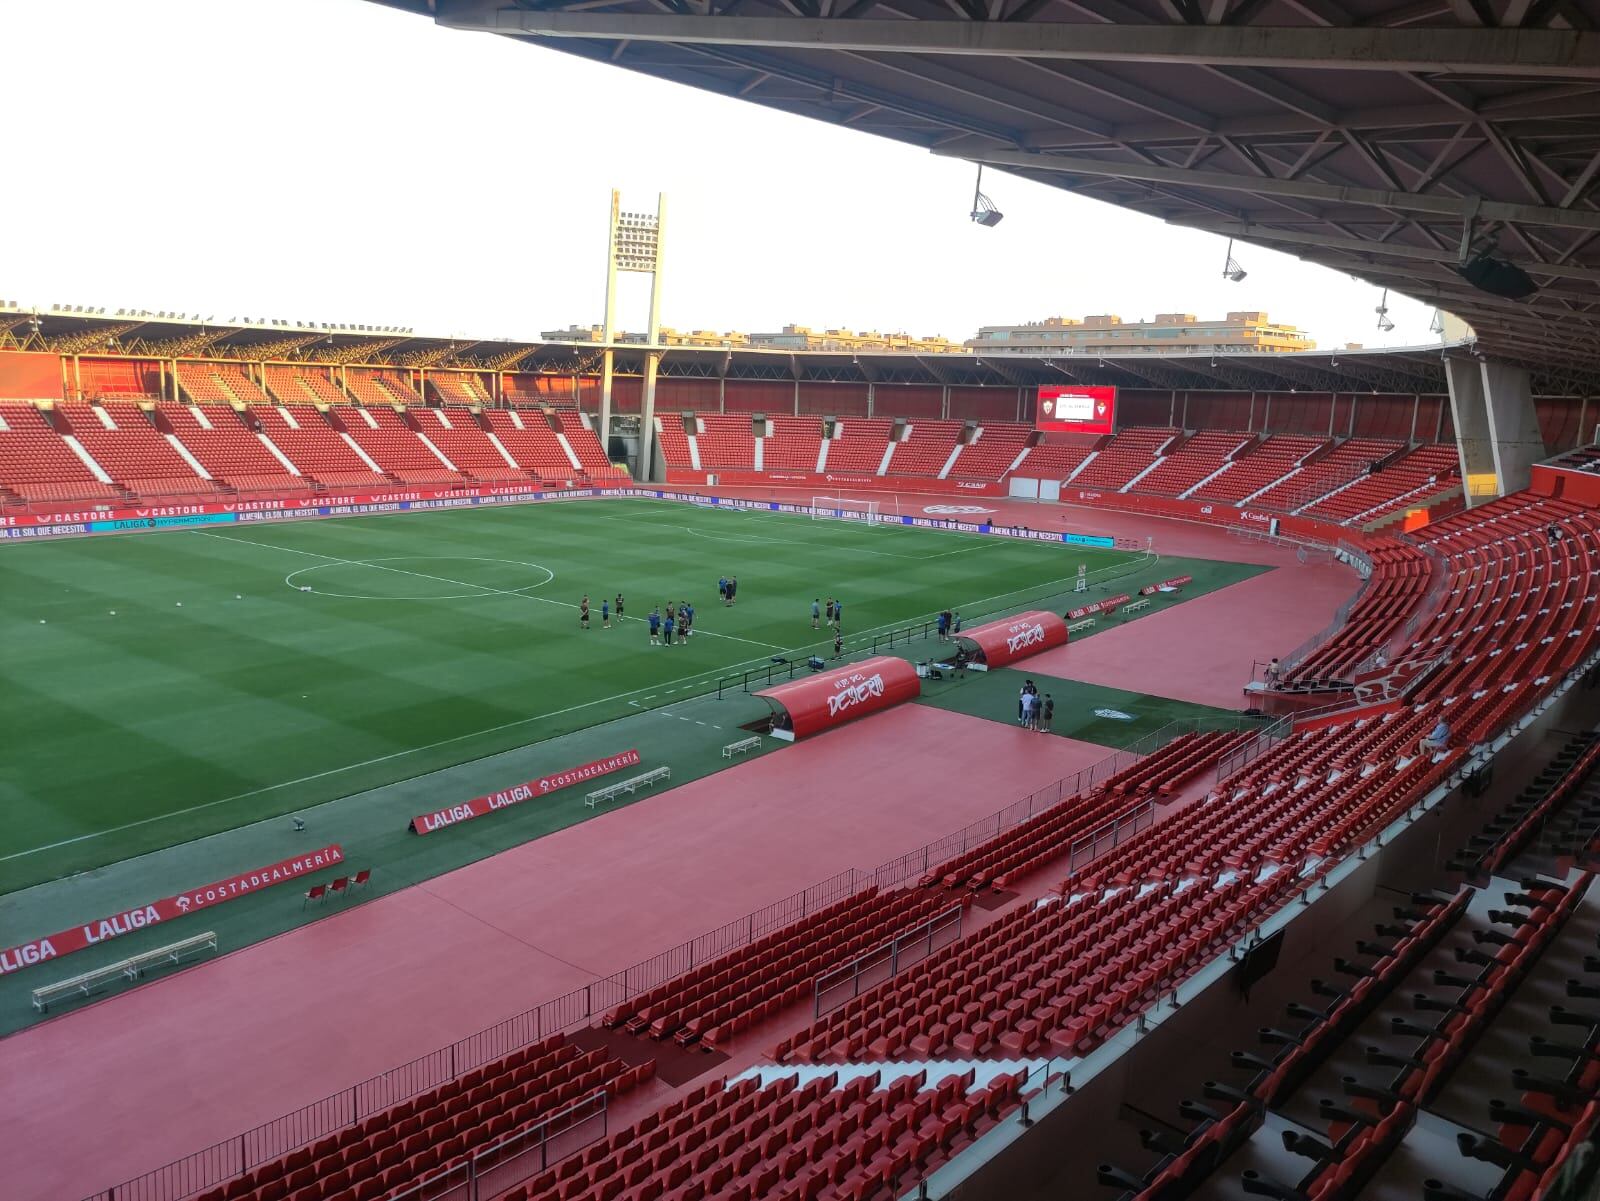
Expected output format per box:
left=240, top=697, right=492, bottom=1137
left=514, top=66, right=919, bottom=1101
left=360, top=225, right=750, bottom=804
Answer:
left=88, top=868, right=871, bottom=1201
left=813, top=903, right=965, bottom=1017
left=713, top=551, right=1156, bottom=699
left=1062, top=797, right=1157, bottom=880
left=1216, top=714, right=1295, bottom=784
left=386, top=1090, right=609, bottom=1201
left=871, top=714, right=1264, bottom=891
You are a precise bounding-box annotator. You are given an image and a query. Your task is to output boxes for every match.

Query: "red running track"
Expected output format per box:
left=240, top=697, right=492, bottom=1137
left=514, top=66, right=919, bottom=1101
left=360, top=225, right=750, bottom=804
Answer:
left=1025, top=560, right=1357, bottom=709
left=3, top=705, right=1112, bottom=1201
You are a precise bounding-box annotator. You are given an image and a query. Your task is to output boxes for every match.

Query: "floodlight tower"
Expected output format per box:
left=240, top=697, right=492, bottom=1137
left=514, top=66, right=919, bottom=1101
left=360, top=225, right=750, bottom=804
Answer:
left=599, top=190, right=666, bottom=481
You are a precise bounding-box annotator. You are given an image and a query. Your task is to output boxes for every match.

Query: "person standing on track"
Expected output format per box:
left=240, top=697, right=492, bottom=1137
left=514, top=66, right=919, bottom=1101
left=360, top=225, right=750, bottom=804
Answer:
left=648, top=607, right=661, bottom=645
left=580, top=594, right=590, bottom=630
left=1041, top=693, right=1055, bottom=734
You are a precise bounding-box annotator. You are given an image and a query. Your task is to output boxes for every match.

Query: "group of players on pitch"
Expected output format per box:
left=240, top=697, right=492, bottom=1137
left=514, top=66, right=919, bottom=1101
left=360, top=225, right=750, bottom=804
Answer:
left=576, top=575, right=742, bottom=646
left=576, top=577, right=844, bottom=657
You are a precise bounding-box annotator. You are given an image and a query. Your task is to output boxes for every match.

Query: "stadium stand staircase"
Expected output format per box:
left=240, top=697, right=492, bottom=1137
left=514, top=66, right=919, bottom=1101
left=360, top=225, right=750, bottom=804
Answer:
left=1073, top=428, right=1180, bottom=491
left=697, top=414, right=757, bottom=471
left=337, top=405, right=463, bottom=486
left=482, top=409, right=579, bottom=482
left=1131, top=430, right=1254, bottom=498
left=1250, top=439, right=1401, bottom=513
left=947, top=422, right=1032, bottom=482
left=764, top=416, right=826, bottom=472
left=1304, top=443, right=1463, bottom=526
left=825, top=419, right=895, bottom=475
left=413, top=407, right=528, bottom=483
left=1193, top=434, right=1327, bottom=506
left=162, top=403, right=308, bottom=494
left=252, top=405, right=390, bottom=490
left=887, top=420, right=964, bottom=479
left=60, top=401, right=221, bottom=500
left=0, top=402, right=122, bottom=508
left=1019, top=432, right=1101, bottom=482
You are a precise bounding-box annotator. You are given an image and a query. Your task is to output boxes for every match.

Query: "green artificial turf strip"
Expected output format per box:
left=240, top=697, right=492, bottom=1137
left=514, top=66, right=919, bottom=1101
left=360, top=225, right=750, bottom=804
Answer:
left=0, top=498, right=1155, bottom=891
left=915, top=670, right=1247, bottom=748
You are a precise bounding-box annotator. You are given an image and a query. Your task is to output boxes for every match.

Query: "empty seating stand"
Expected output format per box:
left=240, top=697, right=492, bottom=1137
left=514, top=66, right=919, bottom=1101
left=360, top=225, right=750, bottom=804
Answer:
left=1072, top=428, right=1179, bottom=491
left=1303, top=442, right=1461, bottom=525
left=947, top=423, right=1032, bottom=481
left=764, top=416, right=826, bottom=471
left=603, top=886, right=957, bottom=1053
left=554, top=413, right=625, bottom=480
left=1192, top=433, right=1324, bottom=505
left=826, top=418, right=894, bottom=473
left=60, top=401, right=219, bottom=499
left=1131, top=430, right=1253, bottom=498
left=161, top=404, right=305, bottom=493
left=190, top=1033, right=655, bottom=1201
left=1021, top=432, right=1100, bottom=481
left=887, top=420, right=964, bottom=477
left=697, top=414, right=757, bottom=470
left=510, top=1068, right=1025, bottom=1201
left=0, top=403, right=120, bottom=508
left=264, top=366, right=348, bottom=409
left=483, top=409, right=579, bottom=481
left=251, top=405, right=388, bottom=489
left=1249, top=438, right=1401, bottom=513
left=654, top=415, right=696, bottom=470
left=338, top=406, right=462, bottom=486
left=413, top=408, right=527, bottom=482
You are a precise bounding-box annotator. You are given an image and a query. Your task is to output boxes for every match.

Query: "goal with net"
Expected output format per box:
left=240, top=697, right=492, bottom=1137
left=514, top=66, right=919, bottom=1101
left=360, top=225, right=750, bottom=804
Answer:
left=810, top=496, right=883, bottom=527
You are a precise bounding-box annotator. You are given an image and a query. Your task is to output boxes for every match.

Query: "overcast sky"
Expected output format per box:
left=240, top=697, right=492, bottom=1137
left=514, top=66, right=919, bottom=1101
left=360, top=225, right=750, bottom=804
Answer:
left=9, top=0, right=1439, bottom=351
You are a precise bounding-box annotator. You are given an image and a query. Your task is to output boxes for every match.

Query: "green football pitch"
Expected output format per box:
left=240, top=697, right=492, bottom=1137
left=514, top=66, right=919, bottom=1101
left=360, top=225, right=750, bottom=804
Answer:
left=0, top=497, right=1160, bottom=891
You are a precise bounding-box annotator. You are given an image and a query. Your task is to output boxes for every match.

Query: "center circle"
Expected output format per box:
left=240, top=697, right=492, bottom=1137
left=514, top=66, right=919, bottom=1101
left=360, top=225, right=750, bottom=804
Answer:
left=284, top=556, right=557, bottom=601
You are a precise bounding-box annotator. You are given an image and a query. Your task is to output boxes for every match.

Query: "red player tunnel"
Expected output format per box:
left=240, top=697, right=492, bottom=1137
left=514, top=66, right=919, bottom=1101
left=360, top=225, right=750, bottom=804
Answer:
left=955, top=610, right=1069, bottom=670
left=754, top=655, right=921, bottom=741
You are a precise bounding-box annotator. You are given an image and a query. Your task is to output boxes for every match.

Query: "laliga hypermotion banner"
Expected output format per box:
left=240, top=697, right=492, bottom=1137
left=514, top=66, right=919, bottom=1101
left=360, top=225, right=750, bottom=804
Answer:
left=409, top=750, right=642, bottom=834
left=1037, top=385, right=1117, bottom=436
left=755, top=656, right=921, bottom=741
left=1066, top=593, right=1131, bottom=621
left=0, top=844, right=344, bottom=977
left=958, top=610, right=1070, bottom=669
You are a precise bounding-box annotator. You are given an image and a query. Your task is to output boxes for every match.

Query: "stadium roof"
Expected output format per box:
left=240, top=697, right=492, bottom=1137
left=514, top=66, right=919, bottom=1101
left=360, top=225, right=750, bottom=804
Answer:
left=388, top=2, right=1600, bottom=388
left=1, top=306, right=1489, bottom=394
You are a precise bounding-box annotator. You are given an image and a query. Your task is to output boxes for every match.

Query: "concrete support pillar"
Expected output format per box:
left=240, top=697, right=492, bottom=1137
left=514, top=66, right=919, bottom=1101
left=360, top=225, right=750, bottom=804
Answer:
left=598, top=350, right=614, bottom=462
left=1449, top=356, right=1544, bottom=501
left=638, top=351, right=660, bottom=482
left=1446, top=357, right=1493, bottom=504
left=1480, top=359, right=1544, bottom=497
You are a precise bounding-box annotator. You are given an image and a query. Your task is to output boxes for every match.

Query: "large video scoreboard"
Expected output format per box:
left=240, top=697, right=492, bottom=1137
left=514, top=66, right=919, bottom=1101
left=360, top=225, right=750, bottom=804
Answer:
left=1036, top=385, right=1117, bottom=436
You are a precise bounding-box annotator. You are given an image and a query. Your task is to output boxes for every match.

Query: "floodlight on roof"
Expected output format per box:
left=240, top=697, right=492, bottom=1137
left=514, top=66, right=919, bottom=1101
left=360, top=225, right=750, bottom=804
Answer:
left=1376, top=289, right=1396, bottom=333
left=969, top=165, right=1003, bottom=227
left=1222, top=239, right=1247, bottom=282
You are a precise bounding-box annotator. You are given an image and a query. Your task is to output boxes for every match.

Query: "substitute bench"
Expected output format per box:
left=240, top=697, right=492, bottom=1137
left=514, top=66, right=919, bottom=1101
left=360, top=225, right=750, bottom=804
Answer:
left=722, top=736, right=762, bottom=759
left=587, top=765, right=671, bottom=809
left=31, top=931, right=218, bottom=1012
